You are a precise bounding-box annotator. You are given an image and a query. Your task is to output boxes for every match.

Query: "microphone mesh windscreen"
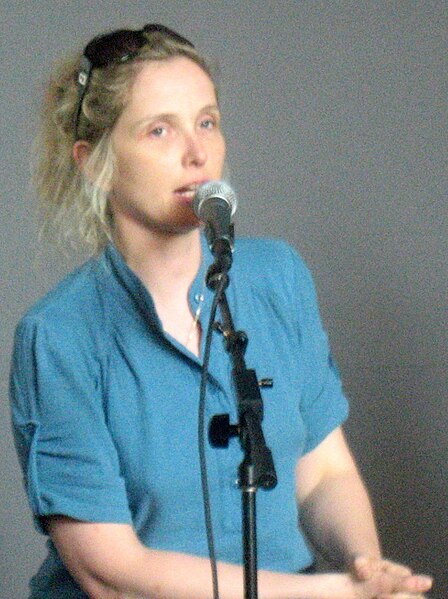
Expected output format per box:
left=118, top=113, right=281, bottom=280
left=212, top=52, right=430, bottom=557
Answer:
left=193, top=180, right=238, bottom=218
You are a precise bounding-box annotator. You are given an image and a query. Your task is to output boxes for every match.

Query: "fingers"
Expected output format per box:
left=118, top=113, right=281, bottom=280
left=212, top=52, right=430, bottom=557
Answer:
left=353, top=558, right=433, bottom=599
left=379, top=559, right=413, bottom=577
left=375, top=572, right=433, bottom=597
left=400, top=574, right=433, bottom=594
left=354, top=555, right=413, bottom=580
left=377, top=595, right=427, bottom=599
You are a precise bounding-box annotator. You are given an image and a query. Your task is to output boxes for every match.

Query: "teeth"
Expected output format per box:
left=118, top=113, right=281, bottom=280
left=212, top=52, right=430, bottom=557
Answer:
left=176, top=184, right=199, bottom=196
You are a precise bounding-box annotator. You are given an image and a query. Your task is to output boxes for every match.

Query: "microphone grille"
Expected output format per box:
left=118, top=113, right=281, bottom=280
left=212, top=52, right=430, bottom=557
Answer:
left=193, top=180, right=238, bottom=218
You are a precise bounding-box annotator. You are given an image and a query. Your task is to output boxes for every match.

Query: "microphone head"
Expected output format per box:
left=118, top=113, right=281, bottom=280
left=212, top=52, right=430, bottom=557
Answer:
left=193, top=180, right=238, bottom=219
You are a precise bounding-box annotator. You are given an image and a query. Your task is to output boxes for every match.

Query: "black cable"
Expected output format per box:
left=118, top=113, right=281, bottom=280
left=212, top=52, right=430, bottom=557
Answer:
left=198, top=274, right=227, bottom=599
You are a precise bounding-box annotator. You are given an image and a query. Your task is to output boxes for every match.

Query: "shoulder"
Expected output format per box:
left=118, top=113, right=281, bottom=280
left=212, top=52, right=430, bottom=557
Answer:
left=14, top=255, right=106, bottom=353
left=234, top=236, right=307, bottom=266
left=233, top=236, right=314, bottom=291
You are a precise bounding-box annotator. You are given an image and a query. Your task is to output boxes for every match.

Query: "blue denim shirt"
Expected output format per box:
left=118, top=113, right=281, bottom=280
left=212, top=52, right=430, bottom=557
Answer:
left=10, top=235, right=348, bottom=597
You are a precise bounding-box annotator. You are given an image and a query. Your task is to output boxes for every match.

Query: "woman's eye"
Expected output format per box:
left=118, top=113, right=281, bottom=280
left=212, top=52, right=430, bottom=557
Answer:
left=149, top=126, right=166, bottom=137
left=200, top=118, right=216, bottom=129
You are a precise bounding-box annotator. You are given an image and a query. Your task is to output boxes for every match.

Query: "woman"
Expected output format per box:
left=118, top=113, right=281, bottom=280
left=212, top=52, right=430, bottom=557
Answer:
left=10, top=24, right=432, bottom=598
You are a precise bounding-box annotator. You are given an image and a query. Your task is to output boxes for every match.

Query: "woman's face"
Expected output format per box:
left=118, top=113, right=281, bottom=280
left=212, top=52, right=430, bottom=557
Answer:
left=109, top=56, right=226, bottom=239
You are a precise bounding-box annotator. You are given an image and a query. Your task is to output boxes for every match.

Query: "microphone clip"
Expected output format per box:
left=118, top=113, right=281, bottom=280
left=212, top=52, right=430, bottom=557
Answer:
left=204, top=222, right=235, bottom=256
left=205, top=223, right=235, bottom=290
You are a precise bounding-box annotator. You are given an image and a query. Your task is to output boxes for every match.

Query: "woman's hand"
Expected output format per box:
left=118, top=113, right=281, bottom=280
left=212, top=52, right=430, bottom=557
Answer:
left=350, top=554, right=433, bottom=598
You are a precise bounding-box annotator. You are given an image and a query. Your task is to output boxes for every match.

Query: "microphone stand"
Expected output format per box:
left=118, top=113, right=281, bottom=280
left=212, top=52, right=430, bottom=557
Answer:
left=205, top=242, right=278, bottom=599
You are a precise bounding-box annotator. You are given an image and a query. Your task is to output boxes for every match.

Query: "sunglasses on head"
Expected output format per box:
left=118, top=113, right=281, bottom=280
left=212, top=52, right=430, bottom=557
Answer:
left=74, top=24, right=194, bottom=140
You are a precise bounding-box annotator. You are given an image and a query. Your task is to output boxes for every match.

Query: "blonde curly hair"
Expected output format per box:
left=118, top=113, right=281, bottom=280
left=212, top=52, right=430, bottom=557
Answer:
left=34, top=27, right=217, bottom=254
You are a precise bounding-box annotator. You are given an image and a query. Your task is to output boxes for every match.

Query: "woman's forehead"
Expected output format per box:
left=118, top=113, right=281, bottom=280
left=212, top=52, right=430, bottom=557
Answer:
left=121, top=57, right=218, bottom=120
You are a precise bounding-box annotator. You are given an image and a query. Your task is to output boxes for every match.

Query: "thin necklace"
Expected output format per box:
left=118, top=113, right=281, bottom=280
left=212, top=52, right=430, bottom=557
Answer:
left=185, top=278, right=206, bottom=349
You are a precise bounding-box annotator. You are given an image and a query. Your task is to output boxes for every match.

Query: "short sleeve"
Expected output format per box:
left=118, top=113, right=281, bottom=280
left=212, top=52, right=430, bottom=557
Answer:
left=301, top=352, right=349, bottom=453
left=9, top=314, right=133, bottom=533
left=286, top=245, right=349, bottom=453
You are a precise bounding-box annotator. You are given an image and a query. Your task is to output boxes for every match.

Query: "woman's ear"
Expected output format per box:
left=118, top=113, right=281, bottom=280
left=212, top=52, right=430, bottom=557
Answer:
left=72, top=140, right=92, bottom=172
left=72, top=137, right=113, bottom=195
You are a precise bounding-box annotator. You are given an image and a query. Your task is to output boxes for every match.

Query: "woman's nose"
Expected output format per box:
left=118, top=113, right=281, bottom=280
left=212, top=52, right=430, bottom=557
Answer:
left=183, top=133, right=207, bottom=167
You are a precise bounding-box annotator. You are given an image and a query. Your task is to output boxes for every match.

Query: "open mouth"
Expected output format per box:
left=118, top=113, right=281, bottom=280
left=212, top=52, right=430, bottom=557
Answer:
left=174, top=182, right=206, bottom=200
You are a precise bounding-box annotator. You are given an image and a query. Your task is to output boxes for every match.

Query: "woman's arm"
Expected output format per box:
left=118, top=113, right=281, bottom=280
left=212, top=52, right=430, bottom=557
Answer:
left=296, top=427, right=432, bottom=595
left=46, top=515, right=431, bottom=599
left=296, top=426, right=381, bottom=568
left=45, top=516, right=344, bottom=599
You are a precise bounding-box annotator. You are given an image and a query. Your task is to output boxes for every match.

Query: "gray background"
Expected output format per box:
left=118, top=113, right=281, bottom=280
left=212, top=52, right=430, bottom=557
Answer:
left=1, top=1, right=446, bottom=597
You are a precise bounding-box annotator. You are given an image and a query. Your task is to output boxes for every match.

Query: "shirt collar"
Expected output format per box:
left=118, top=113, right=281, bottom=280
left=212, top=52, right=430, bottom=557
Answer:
left=100, top=231, right=215, bottom=332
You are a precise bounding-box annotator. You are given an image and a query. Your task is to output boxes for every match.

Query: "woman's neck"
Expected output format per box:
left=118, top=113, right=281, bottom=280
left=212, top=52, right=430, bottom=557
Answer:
left=113, top=226, right=204, bottom=356
left=113, top=226, right=202, bottom=297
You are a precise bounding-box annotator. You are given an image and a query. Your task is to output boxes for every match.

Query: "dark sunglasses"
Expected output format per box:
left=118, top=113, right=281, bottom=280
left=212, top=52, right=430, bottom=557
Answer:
left=74, top=24, right=194, bottom=139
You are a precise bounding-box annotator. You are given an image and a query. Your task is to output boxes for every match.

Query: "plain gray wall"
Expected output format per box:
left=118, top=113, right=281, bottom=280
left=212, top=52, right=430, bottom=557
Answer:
left=1, top=1, right=446, bottom=597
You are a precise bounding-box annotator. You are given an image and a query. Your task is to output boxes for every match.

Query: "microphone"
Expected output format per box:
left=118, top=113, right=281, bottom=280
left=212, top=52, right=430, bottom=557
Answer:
left=193, top=180, right=238, bottom=259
